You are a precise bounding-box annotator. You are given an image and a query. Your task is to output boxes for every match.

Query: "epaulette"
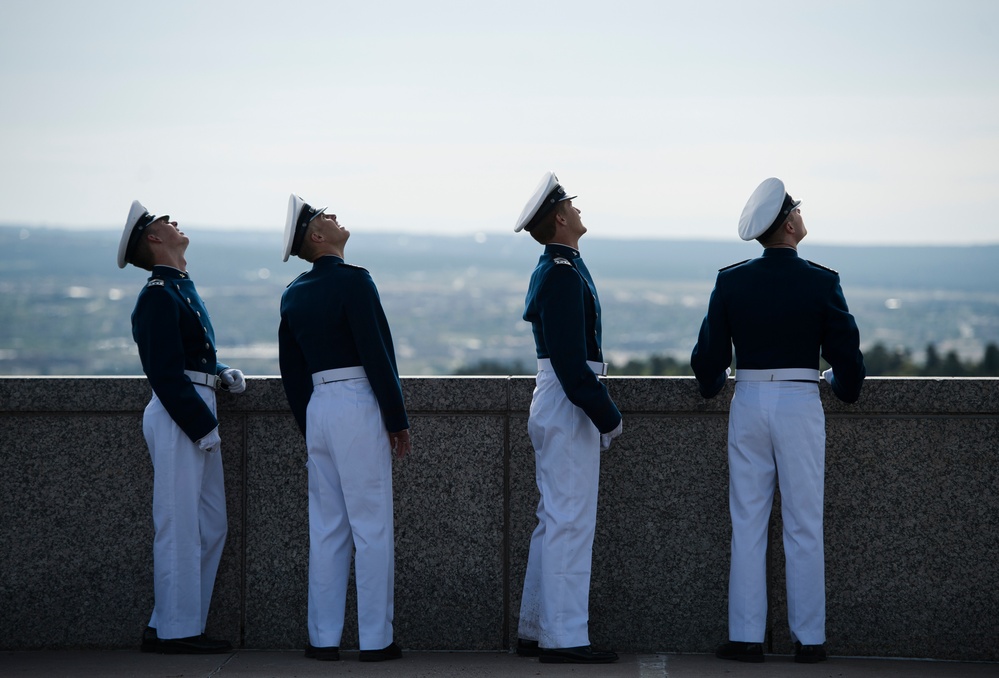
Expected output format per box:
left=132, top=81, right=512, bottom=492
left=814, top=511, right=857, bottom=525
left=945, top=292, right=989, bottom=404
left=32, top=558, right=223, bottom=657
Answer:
left=339, top=262, right=369, bottom=271
left=806, top=260, right=838, bottom=274
left=146, top=278, right=165, bottom=288
left=553, top=257, right=573, bottom=266
left=718, top=259, right=749, bottom=272
left=285, top=271, right=307, bottom=288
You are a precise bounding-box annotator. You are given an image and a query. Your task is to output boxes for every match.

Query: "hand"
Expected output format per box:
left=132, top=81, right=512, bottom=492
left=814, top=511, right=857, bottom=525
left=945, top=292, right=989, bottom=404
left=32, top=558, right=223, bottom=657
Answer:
left=390, top=429, right=411, bottom=459
left=197, top=428, right=221, bottom=453
left=220, top=368, right=246, bottom=394
left=600, top=420, right=623, bottom=452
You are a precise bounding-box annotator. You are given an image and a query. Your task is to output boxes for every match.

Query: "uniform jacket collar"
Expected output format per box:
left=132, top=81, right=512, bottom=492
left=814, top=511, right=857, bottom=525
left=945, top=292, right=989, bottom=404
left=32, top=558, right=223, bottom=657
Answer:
left=761, top=247, right=799, bottom=259
left=313, top=255, right=345, bottom=268
left=545, top=243, right=580, bottom=259
left=150, top=265, right=189, bottom=280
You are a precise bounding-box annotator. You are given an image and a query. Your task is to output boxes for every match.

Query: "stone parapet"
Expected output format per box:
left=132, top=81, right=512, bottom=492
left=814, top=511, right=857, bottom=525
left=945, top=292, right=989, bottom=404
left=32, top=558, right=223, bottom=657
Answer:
left=0, top=376, right=996, bottom=660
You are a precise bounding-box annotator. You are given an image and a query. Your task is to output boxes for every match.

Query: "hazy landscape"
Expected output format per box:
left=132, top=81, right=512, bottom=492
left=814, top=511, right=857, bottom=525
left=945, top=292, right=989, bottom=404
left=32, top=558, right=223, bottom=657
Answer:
left=2, top=225, right=997, bottom=376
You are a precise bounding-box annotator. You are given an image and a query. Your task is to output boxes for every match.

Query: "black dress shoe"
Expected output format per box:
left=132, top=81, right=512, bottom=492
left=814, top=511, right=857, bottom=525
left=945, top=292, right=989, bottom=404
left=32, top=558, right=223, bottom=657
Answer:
left=140, top=626, right=158, bottom=653
left=359, top=642, right=402, bottom=662
left=538, top=645, right=619, bottom=664
left=716, top=640, right=765, bottom=663
left=157, top=634, right=232, bottom=654
left=304, top=643, right=340, bottom=661
left=516, top=638, right=540, bottom=657
left=794, top=642, right=827, bottom=664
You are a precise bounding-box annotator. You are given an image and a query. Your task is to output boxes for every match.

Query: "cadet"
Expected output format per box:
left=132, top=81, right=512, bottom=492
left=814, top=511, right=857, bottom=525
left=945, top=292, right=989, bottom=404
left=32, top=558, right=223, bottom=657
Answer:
left=513, top=172, right=623, bottom=664
left=278, top=194, right=411, bottom=663
left=691, top=178, right=866, bottom=664
left=118, top=200, right=246, bottom=654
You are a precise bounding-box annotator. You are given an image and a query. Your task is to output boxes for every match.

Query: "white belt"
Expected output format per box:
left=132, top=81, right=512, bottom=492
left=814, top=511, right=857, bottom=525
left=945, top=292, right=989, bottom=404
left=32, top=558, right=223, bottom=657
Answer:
left=537, top=358, right=609, bottom=377
left=184, top=370, right=220, bottom=389
left=312, top=366, right=367, bottom=386
left=735, top=368, right=820, bottom=382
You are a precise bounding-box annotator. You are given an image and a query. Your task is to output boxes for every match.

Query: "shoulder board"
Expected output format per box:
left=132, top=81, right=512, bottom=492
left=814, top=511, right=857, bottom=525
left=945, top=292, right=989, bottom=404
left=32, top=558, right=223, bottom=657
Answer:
left=146, top=279, right=165, bottom=288
left=718, top=259, right=749, bottom=272
left=806, top=260, right=838, bottom=274
left=285, top=271, right=307, bottom=288
left=553, top=257, right=573, bottom=266
left=339, top=262, right=369, bottom=271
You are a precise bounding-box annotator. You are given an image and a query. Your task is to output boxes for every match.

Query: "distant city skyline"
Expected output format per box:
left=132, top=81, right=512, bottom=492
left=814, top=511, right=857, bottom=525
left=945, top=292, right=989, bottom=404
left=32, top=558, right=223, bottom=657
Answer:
left=1, top=0, right=997, bottom=245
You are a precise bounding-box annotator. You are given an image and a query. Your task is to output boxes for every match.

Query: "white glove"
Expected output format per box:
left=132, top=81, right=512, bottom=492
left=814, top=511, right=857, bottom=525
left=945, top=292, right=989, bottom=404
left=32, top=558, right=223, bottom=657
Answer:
left=600, top=420, right=623, bottom=452
left=220, top=368, right=246, bottom=394
left=822, top=368, right=834, bottom=385
left=197, top=428, right=221, bottom=453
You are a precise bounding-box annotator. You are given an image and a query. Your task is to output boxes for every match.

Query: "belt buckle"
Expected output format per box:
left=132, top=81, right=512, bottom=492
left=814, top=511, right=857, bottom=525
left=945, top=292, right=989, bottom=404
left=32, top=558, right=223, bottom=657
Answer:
left=213, top=374, right=222, bottom=389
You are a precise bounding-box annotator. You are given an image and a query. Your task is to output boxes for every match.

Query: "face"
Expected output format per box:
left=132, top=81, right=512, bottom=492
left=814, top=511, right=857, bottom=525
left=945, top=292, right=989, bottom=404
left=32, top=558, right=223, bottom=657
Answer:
left=314, top=211, right=350, bottom=247
left=789, top=207, right=806, bottom=241
left=149, top=215, right=189, bottom=249
left=561, top=201, right=587, bottom=238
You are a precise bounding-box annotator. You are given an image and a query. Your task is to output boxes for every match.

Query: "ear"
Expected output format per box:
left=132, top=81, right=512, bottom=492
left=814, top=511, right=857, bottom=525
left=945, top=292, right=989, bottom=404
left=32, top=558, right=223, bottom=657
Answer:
left=146, top=232, right=163, bottom=244
left=555, top=211, right=568, bottom=226
left=310, top=230, right=325, bottom=243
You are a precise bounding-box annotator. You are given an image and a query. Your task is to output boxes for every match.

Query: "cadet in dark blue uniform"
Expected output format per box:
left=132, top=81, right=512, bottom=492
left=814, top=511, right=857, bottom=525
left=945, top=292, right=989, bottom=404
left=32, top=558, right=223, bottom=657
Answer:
left=513, top=173, right=622, bottom=664
left=279, top=194, right=410, bottom=663
left=118, top=200, right=246, bottom=654
left=691, top=178, right=865, bottom=664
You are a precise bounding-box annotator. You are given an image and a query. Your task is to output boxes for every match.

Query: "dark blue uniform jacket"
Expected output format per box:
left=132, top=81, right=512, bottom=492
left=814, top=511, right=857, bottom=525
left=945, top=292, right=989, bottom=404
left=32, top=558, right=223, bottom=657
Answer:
left=691, top=247, right=866, bottom=402
left=279, top=255, right=409, bottom=437
left=524, top=243, right=622, bottom=434
left=131, top=266, right=228, bottom=443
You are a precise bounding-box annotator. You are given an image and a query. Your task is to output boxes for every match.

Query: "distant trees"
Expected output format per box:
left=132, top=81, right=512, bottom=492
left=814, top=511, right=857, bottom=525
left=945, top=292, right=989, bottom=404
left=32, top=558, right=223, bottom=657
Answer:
left=864, top=342, right=999, bottom=377
left=452, top=342, right=999, bottom=377
left=452, top=359, right=532, bottom=375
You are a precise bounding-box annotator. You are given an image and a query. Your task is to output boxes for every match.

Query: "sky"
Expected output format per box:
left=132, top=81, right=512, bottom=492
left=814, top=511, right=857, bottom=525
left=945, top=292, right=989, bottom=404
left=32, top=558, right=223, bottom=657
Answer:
left=1, top=0, right=997, bottom=245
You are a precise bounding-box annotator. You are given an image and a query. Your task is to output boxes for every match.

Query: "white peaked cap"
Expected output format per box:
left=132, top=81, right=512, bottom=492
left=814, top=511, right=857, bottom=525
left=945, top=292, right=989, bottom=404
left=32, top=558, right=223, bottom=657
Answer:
left=514, top=171, right=576, bottom=233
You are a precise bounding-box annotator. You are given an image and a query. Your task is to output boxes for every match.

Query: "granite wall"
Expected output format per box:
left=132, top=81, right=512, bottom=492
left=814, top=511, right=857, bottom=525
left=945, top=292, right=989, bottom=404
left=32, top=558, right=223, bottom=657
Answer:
left=0, top=376, right=996, bottom=660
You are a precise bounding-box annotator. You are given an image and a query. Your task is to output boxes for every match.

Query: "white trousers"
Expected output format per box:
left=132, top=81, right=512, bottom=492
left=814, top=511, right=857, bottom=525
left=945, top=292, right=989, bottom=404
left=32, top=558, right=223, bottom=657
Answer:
left=518, top=369, right=601, bottom=649
left=143, top=384, right=227, bottom=640
left=727, top=381, right=826, bottom=645
left=305, top=378, right=394, bottom=650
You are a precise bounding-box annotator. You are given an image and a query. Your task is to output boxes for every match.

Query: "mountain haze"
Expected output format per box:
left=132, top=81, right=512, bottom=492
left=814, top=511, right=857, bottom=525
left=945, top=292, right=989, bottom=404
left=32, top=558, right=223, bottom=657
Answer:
left=1, top=225, right=997, bottom=376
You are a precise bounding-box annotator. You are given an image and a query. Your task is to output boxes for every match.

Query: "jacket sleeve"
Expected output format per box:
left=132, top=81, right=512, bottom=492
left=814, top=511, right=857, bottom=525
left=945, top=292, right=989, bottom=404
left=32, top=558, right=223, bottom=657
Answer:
left=132, top=288, right=218, bottom=442
left=821, top=278, right=866, bottom=403
left=538, top=266, right=621, bottom=433
left=278, top=311, right=312, bottom=437
left=690, top=277, right=732, bottom=399
left=346, top=271, right=410, bottom=433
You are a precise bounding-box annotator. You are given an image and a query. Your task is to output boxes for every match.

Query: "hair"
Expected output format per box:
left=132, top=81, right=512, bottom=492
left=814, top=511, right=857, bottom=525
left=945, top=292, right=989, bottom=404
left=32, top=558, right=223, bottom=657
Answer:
left=757, top=213, right=792, bottom=246
left=129, top=222, right=162, bottom=271
left=529, top=200, right=570, bottom=245
left=297, top=223, right=320, bottom=261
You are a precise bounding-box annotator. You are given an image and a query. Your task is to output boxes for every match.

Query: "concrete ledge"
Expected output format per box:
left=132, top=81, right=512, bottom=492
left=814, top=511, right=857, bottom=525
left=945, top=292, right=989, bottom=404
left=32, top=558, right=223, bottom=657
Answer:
left=1, top=376, right=996, bottom=660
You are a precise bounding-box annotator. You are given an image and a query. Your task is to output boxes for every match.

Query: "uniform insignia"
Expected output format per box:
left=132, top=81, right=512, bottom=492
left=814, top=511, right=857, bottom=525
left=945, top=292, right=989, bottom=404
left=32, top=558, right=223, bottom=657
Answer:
left=718, top=259, right=749, bottom=272
left=146, top=279, right=165, bottom=287
left=807, top=260, right=838, bottom=274
left=553, top=257, right=573, bottom=266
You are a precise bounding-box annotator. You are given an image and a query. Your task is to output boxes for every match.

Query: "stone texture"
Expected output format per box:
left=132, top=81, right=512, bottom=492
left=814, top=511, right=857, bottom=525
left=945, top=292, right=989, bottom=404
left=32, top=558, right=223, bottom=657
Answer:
left=1, top=376, right=997, bottom=661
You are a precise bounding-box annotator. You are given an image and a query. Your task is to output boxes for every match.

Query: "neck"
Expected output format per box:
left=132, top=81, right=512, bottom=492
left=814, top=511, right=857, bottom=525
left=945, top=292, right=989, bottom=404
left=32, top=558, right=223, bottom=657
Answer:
left=311, top=246, right=345, bottom=262
left=153, top=253, right=187, bottom=271
left=764, top=242, right=796, bottom=251
left=549, top=239, right=580, bottom=251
